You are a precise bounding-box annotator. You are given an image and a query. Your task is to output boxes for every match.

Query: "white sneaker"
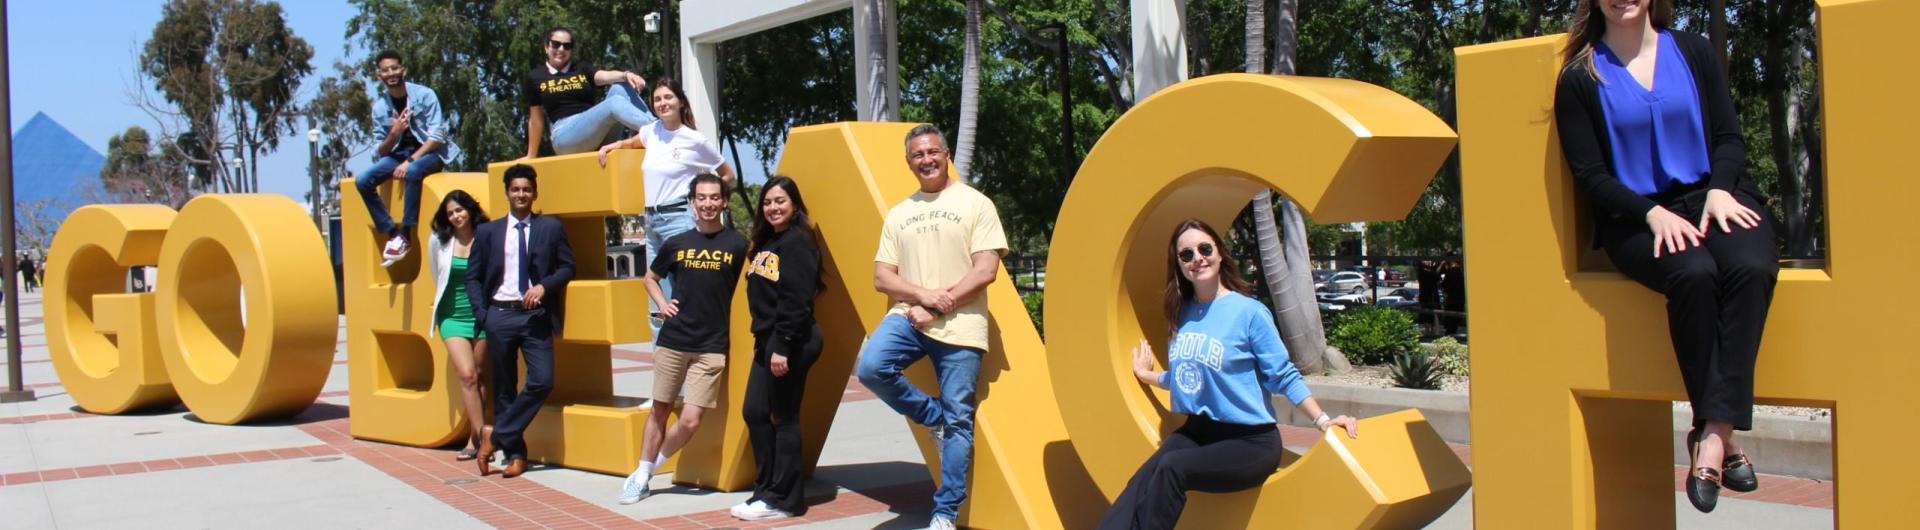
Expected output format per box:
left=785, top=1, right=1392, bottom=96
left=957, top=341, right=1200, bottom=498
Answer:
left=379, top=235, right=410, bottom=268
left=617, top=472, right=651, bottom=505
left=729, top=500, right=767, bottom=519
left=732, top=500, right=792, bottom=521
left=927, top=422, right=946, bottom=443
left=928, top=515, right=957, bottom=530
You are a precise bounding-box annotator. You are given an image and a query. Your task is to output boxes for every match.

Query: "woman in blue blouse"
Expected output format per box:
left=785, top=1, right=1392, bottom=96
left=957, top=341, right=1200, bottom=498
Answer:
left=1554, top=0, right=1779, bottom=513
left=1097, top=219, right=1358, bottom=530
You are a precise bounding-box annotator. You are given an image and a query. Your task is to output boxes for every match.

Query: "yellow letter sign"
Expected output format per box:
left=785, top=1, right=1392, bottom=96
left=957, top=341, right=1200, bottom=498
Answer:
left=1458, top=0, right=1905, bottom=527
left=46, top=195, right=335, bottom=424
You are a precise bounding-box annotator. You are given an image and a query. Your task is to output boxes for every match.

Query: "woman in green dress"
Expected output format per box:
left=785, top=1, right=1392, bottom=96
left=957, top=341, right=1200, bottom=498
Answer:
left=430, top=190, right=492, bottom=460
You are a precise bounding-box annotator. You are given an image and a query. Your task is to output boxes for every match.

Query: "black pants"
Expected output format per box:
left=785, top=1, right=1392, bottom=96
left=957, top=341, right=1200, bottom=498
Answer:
left=1599, top=187, right=1778, bottom=431
left=1097, top=416, right=1283, bottom=530
left=742, top=327, right=823, bottom=514
left=483, top=306, right=555, bottom=460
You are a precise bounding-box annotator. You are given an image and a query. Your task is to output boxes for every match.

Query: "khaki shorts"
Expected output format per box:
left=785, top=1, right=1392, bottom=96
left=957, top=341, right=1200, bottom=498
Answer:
left=651, top=346, right=727, bottom=408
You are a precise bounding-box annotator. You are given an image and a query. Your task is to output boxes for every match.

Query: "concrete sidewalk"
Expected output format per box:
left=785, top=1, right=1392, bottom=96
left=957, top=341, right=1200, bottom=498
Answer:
left=0, top=290, right=1834, bottom=529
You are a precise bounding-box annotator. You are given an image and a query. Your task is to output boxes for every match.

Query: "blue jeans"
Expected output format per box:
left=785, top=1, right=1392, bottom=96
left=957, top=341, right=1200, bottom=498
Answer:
left=644, top=209, right=694, bottom=335
left=549, top=83, right=655, bottom=155
left=855, top=314, right=982, bottom=520
left=354, top=151, right=446, bottom=236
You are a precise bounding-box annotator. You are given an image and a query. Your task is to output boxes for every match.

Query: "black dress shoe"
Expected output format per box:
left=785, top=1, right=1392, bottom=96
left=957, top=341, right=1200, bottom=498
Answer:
left=1722, top=453, right=1759, bottom=493
left=1687, top=467, right=1722, bottom=513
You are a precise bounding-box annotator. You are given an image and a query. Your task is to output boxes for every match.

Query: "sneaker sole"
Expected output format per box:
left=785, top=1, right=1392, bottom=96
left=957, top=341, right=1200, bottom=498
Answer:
left=617, top=492, right=649, bottom=505
left=736, top=511, right=790, bottom=521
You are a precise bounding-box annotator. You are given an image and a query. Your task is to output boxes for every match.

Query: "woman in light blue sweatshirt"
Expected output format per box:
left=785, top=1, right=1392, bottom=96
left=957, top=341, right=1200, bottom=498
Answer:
left=1097, top=218, right=1358, bottom=530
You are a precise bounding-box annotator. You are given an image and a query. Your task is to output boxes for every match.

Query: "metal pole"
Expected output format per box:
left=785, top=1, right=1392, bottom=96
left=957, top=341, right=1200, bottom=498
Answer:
left=1057, top=19, right=1074, bottom=188
left=0, top=1, right=35, bottom=403
left=308, top=124, right=322, bottom=231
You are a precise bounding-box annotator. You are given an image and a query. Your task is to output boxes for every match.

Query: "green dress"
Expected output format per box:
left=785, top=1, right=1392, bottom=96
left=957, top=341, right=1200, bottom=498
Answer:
left=436, top=255, right=485, bottom=339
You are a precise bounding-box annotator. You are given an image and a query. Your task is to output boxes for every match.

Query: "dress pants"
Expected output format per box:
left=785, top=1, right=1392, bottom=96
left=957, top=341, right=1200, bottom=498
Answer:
left=1599, top=186, right=1779, bottom=430
left=483, top=305, right=555, bottom=460
left=1097, top=415, right=1284, bottom=530
left=742, top=327, right=824, bottom=515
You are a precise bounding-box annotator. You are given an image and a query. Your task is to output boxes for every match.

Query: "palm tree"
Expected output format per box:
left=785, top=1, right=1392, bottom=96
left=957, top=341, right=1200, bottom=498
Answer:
left=1247, top=0, right=1344, bottom=374
left=865, top=0, right=897, bottom=121
left=955, top=0, right=982, bottom=180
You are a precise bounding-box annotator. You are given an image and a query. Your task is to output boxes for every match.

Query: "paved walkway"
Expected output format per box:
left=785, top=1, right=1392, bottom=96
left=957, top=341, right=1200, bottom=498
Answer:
left=0, top=290, right=1835, bottom=528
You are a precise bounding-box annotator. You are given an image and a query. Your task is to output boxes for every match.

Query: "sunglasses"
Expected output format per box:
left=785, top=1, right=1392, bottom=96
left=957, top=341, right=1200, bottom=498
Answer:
left=1178, top=242, right=1216, bottom=264
left=548, top=40, right=576, bottom=50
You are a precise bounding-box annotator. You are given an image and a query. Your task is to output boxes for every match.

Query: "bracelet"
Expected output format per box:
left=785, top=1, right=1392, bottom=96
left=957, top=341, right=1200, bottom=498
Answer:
left=1314, top=413, right=1332, bottom=430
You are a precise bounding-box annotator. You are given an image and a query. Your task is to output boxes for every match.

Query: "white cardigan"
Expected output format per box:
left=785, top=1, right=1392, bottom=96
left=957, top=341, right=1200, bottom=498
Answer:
left=426, top=235, right=461, bottom=338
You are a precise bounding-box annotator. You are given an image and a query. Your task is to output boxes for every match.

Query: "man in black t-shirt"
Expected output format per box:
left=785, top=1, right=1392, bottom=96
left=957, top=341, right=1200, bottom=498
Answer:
left=522, top=27, right=654, bottom=158
left=618, top=173, right=747, bottom=505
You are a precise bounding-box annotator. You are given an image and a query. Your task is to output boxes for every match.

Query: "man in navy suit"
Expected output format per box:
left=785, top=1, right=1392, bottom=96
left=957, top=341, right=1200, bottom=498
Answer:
left=466, top=164, right=574, bottom=478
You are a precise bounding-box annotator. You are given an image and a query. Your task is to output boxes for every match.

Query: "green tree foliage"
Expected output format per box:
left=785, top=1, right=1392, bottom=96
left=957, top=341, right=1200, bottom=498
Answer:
left=346, top=0, right=684, bottom=170
left=900, top=0, right=1126, bottom=253
left=305, top=61, right=375, bottom=217
left=100, top=126, right=194, bottom=208
left=139, top=0, right=314, bottom=194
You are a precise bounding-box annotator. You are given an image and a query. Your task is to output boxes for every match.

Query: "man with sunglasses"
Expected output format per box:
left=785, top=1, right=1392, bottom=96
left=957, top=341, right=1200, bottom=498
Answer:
left=854, top=124, right=1007, bottom=530
left=356, top=50, right=455, bottom=267
left=522, top=27, right=652, bottom=158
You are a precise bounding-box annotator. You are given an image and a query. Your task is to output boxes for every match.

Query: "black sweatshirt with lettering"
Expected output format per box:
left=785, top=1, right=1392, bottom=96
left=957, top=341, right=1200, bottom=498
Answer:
left=747, top=224, right=822, bottom=359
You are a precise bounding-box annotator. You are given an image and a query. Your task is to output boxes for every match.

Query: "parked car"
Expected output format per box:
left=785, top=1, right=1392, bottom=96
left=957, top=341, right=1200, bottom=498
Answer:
left=1316, top=271, right=1369, bottom=293
left=1378, top=287, right=1419, bottom=308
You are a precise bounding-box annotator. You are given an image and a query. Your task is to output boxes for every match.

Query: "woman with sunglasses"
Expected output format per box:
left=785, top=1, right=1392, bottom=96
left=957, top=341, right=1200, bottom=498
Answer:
left=730, top=176, right=825, bottom=521
left=521, top=26, right=653, bottom=157
left=1554, top=0, right=1777, bottom=513
left=1098, top=218, right=1358, bottom=530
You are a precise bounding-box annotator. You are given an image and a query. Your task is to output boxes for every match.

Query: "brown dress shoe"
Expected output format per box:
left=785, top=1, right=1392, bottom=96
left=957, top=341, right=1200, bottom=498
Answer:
left=502, top=458, right=528, bottom=478
left=476, top=427, right=495, bottom=476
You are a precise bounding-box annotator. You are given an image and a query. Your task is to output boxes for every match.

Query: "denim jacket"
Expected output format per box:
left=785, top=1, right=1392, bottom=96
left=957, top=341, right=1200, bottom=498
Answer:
left=369, top=81, right=457, bottom=162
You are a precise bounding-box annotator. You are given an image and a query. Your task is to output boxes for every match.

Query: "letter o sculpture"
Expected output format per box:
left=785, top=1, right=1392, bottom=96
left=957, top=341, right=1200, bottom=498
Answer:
left=154, top=195, right=336, bottom=424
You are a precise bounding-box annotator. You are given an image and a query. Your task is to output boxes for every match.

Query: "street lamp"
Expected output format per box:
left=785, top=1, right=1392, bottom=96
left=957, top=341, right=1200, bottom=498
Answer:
left=232, top=154, right=245, bottom=193
left=308, top=127, right=322, bottom=231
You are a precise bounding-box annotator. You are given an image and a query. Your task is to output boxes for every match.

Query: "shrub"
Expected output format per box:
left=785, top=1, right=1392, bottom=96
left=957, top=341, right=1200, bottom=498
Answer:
left=1389, top=351, right=1444, bottom=390
left=1430, top=336, right=1469, bottom=376
left=1327, top=306, right=1420, bottom=366
left=1022, top=291, right=1044, bottom=338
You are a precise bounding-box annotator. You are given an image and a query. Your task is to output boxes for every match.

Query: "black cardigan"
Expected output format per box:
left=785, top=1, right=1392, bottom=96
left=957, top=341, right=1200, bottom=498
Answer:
left=1554, top=30, right=1758, bottom=225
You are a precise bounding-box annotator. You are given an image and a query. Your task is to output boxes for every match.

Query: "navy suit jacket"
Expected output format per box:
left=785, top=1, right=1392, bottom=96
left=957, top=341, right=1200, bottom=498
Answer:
left=466, top=212, right=574, bottom=334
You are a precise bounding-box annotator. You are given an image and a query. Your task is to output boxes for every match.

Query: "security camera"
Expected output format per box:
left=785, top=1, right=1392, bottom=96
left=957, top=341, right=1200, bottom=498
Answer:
left=644, top=12, right=661, bottom=34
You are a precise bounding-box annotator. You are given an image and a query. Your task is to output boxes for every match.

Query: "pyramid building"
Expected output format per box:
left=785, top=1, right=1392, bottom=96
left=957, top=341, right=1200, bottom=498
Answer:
left=12, top=112, right=105, bottom=224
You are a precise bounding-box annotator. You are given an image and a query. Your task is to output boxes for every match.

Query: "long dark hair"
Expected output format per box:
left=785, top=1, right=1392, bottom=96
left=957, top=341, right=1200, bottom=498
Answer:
left=752, top=175, right=825, bottom=292
left=1162, top=219, right=1253, bottom=336
left=751, top=175, right=813, bottom=251
left=431, top=190, right=490, bottom=243
left=1561, top=0, right=1673, bottom=80
left=649, top=76, right=697, bottom=129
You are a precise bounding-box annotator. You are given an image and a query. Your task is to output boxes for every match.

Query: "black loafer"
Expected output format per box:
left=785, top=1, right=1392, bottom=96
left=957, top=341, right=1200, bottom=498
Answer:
left=1722, top=453, right=1759, bottom=493
left=1687, top=467, right=1722, bottom=513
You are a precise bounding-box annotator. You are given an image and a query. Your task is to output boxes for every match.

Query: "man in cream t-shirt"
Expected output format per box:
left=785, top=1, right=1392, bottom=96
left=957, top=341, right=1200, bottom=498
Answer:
left=854, top=124, right=1007, bottom=530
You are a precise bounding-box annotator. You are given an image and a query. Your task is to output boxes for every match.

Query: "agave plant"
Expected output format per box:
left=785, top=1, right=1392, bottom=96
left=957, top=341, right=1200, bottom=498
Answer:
left=1389, top=351, right=1444, bottom=390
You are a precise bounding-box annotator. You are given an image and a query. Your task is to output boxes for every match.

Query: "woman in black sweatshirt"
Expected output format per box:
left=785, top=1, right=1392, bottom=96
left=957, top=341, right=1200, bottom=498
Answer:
left=729, top=175, right=826, bottom=521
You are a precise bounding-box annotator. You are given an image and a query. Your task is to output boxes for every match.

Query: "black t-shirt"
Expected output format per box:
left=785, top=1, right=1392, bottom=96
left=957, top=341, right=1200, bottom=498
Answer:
left=524, top=63, right=602, bottom=125
left=650, top=227, right=749, bottom=353
left=387, top=95, right=423, bottom=156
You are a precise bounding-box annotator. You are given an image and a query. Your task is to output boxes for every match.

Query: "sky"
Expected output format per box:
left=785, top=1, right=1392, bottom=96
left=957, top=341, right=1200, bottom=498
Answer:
left=8, top=1, right=772, bottom=210
left=9, top=0, right=360, bottom=204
